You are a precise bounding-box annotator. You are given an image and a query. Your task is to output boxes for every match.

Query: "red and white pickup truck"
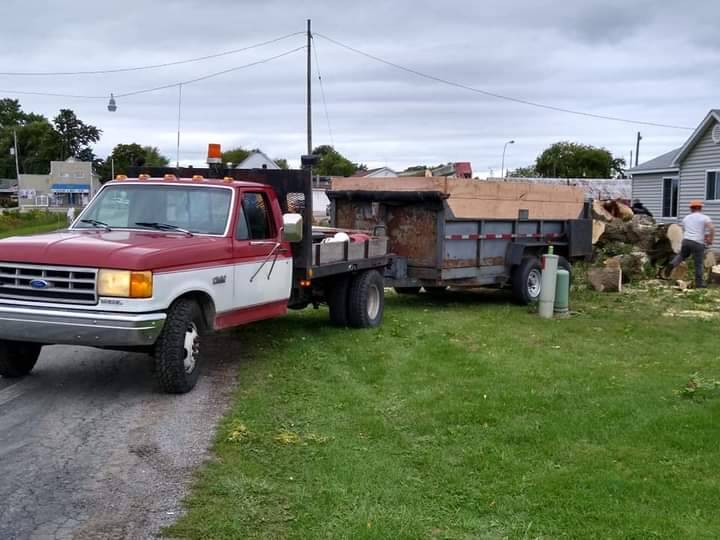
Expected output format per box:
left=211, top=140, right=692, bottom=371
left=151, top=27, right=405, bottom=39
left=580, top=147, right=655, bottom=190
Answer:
left=0, top=168, right=389, bottom=393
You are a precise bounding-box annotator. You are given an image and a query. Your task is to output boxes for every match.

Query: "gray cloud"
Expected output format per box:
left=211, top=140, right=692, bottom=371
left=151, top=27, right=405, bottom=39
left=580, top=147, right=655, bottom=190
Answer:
left=1, top=0, right=718, bottom=173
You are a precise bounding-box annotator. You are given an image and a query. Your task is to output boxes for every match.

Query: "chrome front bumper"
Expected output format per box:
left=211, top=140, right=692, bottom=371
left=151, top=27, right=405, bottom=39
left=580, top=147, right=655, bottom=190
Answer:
left=0, top=305, right=166, bottom=347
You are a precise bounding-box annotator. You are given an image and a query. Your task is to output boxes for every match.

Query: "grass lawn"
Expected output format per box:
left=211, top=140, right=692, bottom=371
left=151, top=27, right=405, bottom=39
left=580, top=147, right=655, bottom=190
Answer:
left=166, top=285, right=720, bottom=540
left=0, top=210, right=65, bottom=239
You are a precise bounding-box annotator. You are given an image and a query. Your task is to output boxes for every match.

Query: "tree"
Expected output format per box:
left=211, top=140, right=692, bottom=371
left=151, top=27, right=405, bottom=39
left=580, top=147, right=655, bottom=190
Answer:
left=52, top=109, right=101, bottom=160
left=312, top=145, right=365, bottom=176
left=508, top=165, right=538, bottom=178
left=534, top=141, right=625, bottom=178
left=221, top=147, right=251, bottom=166
left=274, top=158, right=289, bottom=170
left=98, top=143, right=170, bottom=182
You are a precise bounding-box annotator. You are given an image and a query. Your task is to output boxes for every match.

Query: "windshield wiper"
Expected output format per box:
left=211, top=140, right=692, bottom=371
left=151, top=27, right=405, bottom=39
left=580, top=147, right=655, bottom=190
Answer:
left=135, top=222, right=194, bottom=237
left=80, top=219, right=112, bottom=231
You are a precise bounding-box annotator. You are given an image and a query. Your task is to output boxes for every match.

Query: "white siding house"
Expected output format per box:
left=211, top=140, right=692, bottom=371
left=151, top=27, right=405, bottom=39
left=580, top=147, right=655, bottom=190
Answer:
left=236, top=151, right=281, bottom=170
left=629, top=109, right=720, bottom=249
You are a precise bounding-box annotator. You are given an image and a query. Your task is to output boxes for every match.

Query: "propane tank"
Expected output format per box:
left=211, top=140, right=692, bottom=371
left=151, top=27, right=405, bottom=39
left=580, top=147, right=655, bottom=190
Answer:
left=539, top=246, right=558, bottom=319
left=554, top=269, right=570, bottom=317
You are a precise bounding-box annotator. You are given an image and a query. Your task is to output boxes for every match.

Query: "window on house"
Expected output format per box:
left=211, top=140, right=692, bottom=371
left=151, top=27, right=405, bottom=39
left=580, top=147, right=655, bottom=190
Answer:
left=241, top=192, right=274, bottom=239
left=707, top=171, right=720, bottom=201
left=662, top=177, right=679, bottom=217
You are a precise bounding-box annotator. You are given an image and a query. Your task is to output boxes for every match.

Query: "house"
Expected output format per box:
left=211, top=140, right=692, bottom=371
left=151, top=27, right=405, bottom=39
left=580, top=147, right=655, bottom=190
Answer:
left=353, top=167, right=399, bottom=177
left=628, top=109, right=720, bottom=249
left=0, top=179, right=18, bottom=206
left=17, top=159, right=97, bottom=208
left=428, top=162, right=473, bottom=178
left=235, top=151, right=281, bottom=170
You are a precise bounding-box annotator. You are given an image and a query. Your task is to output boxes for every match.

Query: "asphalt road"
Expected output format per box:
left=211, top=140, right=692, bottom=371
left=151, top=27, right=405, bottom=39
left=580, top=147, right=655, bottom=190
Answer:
left=0, top=334, right=243, bottom=540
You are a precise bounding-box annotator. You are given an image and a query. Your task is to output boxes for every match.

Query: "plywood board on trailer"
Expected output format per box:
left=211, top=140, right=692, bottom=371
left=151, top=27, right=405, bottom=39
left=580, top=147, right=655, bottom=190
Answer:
left=331, top=176, right=586, bottom=220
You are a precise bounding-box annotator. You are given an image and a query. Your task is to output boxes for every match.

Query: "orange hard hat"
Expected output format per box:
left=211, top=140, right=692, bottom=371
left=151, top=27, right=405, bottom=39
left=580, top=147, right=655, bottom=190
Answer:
left=689, top=199, right=704, bottom=208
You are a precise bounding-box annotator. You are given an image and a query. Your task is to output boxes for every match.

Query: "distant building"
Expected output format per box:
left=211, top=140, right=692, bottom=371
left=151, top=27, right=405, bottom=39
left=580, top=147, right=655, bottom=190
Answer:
left=18, top=158, right=97, bottom=208
left=430, top=162, right=473, bottom=178
left=235, top=151, right=281, bottom=170
left=0, top=179, right=18, bottom=206
left=352, top=167, right=399, bottom=177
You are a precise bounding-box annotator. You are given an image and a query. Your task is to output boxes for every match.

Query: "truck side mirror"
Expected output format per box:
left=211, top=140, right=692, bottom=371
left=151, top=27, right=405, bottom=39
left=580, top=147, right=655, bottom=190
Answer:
left=282, top=213, right=303, bottom=243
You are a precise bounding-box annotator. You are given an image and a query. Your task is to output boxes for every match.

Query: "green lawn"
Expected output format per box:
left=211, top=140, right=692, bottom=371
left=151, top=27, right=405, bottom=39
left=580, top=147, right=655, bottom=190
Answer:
left=0, top=210, right=65, bottom=239
left=166, top=285, right=720, bottom=540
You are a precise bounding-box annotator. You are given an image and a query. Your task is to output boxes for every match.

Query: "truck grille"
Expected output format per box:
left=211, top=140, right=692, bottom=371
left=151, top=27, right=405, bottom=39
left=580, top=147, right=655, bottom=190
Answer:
left=0, top=263, right=98, bottom=305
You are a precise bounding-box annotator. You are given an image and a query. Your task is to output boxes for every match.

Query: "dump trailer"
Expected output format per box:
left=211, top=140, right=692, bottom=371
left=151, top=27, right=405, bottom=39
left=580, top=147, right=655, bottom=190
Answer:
left=328, top=177, right=593, bottom=304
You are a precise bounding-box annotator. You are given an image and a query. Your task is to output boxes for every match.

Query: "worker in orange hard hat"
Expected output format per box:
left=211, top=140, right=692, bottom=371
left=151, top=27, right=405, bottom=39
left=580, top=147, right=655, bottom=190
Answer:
left=669, top=199, right=715, bottom=288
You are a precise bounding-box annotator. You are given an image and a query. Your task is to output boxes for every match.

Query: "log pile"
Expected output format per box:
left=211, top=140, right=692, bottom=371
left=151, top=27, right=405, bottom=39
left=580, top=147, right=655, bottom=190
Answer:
left=588, top=199, right=689, bottom=290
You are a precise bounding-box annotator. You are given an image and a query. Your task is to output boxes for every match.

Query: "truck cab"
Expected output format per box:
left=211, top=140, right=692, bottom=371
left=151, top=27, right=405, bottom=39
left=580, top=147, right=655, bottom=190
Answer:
left=0, top=171, right=388, bottom=393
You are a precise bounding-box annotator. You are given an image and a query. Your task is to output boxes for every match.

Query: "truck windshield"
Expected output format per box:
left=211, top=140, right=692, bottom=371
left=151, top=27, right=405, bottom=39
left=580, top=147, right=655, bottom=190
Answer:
left=75, top=184, right=232, bottom=235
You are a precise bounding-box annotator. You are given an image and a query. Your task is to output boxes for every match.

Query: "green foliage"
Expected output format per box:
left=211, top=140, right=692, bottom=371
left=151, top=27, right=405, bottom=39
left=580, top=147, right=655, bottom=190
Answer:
left=0, top=209, right=64, bottom=238
left=274, top=158, right=289, bottom=170
left=167, top=289, right=720, bottom=539
left=312, top=145, right=365, bottom=176
left=97, top=143, right=170, bottom=182
left=535, top=141, right=625, bottom=178
left=0, top=99, right=101, bottom=178
left=221, top=147, right=251, bottom=166
left=508, top=165, right=539, bottom=177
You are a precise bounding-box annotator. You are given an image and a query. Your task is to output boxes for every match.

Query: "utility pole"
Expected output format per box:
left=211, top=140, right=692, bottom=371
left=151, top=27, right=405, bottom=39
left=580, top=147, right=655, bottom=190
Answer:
left=306, top=19, right=313, bottom=156
left=635, top=131, right=642, bottom=167
left=629, top=150, right=633, bottom=169
left=176, top=83, right=183, bottom=169
left=12, top=129, right=20, bottom=179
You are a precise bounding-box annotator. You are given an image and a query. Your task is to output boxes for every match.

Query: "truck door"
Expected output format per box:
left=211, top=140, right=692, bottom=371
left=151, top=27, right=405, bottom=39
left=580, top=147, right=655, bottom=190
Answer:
left=232, top=191, right=293, bottom=310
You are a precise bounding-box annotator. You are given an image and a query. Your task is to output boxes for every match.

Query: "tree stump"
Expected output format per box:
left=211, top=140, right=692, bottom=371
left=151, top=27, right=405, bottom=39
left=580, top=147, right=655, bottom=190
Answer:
left=588, top=267, right=622, bottom=292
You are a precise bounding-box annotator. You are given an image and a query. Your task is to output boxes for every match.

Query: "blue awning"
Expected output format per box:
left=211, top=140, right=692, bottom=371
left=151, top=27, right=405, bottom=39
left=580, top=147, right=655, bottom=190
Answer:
left=51, top=183, right=90, bottom=193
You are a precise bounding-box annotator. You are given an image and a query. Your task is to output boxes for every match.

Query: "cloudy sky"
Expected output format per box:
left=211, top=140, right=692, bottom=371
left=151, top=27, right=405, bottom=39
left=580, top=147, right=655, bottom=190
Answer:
left=1, top=0, right=717, bottom=175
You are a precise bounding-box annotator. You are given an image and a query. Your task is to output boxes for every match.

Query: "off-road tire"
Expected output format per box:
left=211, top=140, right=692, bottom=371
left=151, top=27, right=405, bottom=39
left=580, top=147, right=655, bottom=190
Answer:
left=0, top=341, right=42, bottom=378
left=327, top=276, right=351, bottom=326
left=511, top=256, right=542, bottom=305
left=348, top=270, right=385, bottom=328
left=154, top=299, right=203, bottom=394
left=394, top=286, right=421, bottom=295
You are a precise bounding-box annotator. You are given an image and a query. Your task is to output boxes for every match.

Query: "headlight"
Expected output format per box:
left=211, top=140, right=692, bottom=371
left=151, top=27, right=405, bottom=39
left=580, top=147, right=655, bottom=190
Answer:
left=98, top=270, right=153, bottom=298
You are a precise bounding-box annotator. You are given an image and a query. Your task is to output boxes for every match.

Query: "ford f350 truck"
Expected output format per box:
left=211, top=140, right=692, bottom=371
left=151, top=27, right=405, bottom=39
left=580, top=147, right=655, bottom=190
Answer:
left=0, top=168, right=388, bottom=393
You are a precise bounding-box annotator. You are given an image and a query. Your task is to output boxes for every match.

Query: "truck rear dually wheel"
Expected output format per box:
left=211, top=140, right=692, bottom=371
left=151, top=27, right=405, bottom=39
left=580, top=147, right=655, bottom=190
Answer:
left=154, top=299, right=203, bottom=394
left=0, top=340, right=42, bottom=378
left=348, top=270, right=385, bottom=328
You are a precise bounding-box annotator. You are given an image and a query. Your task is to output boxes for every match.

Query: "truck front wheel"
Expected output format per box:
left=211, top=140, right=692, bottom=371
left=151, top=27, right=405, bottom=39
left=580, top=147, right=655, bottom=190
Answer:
left=154, top=299, right=203, bottom=394
left=0, top=340, right=42, bottom=378
left=348, top=270, right=385, bottom=328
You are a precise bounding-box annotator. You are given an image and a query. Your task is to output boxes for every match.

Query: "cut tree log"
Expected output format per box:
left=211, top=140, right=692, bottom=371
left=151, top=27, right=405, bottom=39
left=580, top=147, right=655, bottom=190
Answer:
left=587, top=267, right=622, bottom=292
left=710, top=264, right=720, bottom=285
left=665, top=224, right=682, bottom=254
left=592, top=200, right=614, bottom=223
left=606, top=252, right=650, bottom=283
left=704, top=250, right=717, bottom=271
left=592, top=220, right=606, bottom=245
left=603, top=200, right=634, bottom=221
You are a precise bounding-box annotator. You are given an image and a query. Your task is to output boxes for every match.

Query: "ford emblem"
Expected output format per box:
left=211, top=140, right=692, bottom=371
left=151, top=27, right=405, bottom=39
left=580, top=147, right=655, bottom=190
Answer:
left=30, top=279, right=50, bottom=289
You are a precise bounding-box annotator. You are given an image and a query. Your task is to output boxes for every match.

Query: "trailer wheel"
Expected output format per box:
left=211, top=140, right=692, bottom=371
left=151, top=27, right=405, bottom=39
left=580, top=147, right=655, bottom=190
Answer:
left=348, top=270, right=385, bottom=328
left=512, top=256, right=543, bottom=305
left=327, top=276, right=351, bottom=326
left=394, top=286, right=421, bottom=295
left=154, top=299, right=203, bottom=394
left=0, top=340, right=42, bottom=378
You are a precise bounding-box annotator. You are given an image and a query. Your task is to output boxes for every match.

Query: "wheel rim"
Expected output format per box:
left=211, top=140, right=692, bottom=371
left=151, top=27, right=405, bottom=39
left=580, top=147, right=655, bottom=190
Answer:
left=183, top=323, right=199, bottom=374
left=367, top=284, right=381, bottom=319
left=527, top=269, right=542, bottom=298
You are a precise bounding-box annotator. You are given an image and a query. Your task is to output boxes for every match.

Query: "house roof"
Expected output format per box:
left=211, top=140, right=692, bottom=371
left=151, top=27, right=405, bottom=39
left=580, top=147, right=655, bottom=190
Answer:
left=627, top=147, right=680, bottom=174
left=236, top=150, right=280, bottom=170
left=671, top=109, right=720, bottom=165
left=352, top=166, right=397, bottom=177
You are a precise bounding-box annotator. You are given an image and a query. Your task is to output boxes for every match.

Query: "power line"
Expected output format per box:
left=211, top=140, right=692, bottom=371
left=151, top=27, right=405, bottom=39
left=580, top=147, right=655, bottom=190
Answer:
left=0, top=46, right=306, bottom=100
left=0, top=32, right=304, bottom=76
left=315, top=33, right=694, bottom=131
left=312, top=35, right=335, bottom=147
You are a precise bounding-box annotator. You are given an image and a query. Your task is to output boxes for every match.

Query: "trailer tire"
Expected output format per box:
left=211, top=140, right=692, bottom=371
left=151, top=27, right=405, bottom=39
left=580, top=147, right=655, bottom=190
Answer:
left=154, top=299, right=203, bottom=394
left=348, top=270, right=385, bottom=329
left=512, top=256, right=543, bottom=305
left=0, top=340, right=42, bottom=378
left=327, top=276, right=351, bottom=326
left=394, top=286, right=421, bottom=295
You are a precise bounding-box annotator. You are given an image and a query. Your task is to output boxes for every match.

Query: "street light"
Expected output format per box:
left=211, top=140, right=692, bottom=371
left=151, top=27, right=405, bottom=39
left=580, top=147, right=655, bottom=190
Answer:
left=501, top=140, right=515, bottom=180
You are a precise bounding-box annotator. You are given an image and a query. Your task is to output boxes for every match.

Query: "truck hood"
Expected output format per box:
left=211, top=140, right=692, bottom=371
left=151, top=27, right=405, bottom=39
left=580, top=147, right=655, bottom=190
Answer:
left=0, top=230, right=233, bottom=271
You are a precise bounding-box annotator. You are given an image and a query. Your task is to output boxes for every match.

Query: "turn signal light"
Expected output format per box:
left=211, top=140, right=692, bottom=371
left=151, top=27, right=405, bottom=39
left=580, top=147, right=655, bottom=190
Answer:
left=164, top=173, right=177, bottom=180
left=223, top=176, right=234, bottom=183
left=300, top=279, right=312, bottom=288
left=115, top=174, right=127, bottom=181
left=192, top=175, right=204, bottom=181
left=138, top=174, right=150, bottom=181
